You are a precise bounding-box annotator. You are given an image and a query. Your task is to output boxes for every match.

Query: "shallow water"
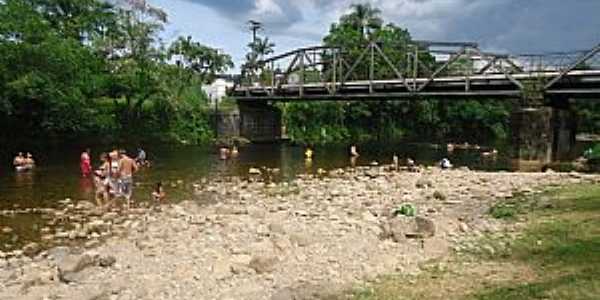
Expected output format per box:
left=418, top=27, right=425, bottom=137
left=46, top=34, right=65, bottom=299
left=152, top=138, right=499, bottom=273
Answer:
left=0, top=142, right=515, bottom=209
left=0, top=140, right=517, bottom=251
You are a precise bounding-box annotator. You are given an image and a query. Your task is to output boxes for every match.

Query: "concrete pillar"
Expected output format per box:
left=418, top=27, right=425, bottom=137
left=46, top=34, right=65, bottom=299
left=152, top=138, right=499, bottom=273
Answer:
left=551, top=99, right=577, bottom=161
left=511, top=107, right=554, bottom=165
left=511, top=98, right=576, bottom=170
left=238, top=101, right=282, bottom=142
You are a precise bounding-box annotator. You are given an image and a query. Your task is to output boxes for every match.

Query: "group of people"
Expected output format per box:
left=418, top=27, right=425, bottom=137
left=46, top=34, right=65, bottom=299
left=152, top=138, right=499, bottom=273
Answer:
left=13, top=152, right=35, bottom=172
left=219, top=145, right=239, bottom=160
left=80, top=147, right=164, bottom=210
left=90, top=149, right=138, bottom=209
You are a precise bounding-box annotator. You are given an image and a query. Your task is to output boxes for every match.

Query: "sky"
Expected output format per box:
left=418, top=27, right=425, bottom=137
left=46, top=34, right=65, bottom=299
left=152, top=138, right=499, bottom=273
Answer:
left=148, top=0, right=600, bottom=71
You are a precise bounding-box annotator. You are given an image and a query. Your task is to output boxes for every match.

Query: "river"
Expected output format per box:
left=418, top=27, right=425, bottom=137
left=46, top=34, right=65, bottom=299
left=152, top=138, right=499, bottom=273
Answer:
left=0, top=140, right=564, bottom=251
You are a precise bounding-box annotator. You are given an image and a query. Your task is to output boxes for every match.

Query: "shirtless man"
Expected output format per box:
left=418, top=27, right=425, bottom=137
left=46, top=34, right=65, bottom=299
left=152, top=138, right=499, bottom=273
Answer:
left=118, top=150, right=138, bottom=209
left=13, top=152, right=24, bottom=169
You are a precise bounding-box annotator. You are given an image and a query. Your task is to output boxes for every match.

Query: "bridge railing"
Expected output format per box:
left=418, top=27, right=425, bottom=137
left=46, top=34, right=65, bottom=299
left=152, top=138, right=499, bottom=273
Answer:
left=235, top=41, right=600, bottom=98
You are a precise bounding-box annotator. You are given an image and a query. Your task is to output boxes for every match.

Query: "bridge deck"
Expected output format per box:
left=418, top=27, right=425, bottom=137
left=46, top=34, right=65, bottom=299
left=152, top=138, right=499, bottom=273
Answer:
left=231, top=70, right=600, bottom=101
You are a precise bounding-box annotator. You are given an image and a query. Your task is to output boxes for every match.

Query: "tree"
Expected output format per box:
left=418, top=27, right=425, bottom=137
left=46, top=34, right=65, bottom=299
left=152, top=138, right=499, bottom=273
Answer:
left=168, top=35, right=233, bottom=83
left=341, top=3, right=383, bottom=39
left=249, top=37, right=275, bottom=60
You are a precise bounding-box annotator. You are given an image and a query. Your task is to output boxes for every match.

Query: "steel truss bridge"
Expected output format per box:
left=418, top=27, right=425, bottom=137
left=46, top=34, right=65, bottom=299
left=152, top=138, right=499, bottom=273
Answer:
left=230, top=40, right=600, bottom=101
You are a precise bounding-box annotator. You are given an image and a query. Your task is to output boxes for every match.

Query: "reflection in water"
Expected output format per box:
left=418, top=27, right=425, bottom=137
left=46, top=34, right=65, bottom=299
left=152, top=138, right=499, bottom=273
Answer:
left=79, top=177, right=94, bottom=197
left=304, top=158, right=313, bottom=170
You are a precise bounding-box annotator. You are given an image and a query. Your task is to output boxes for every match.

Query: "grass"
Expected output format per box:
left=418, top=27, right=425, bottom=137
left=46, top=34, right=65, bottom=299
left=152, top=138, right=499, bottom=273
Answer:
left=338, top=184, right=600, bottom=300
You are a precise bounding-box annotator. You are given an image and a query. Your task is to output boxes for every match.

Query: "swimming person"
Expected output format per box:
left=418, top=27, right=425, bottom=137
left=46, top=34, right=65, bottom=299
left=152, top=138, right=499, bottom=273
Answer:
left=80, top=148, right=92, bottom=177
left=118, top=150, right=138, bottom=209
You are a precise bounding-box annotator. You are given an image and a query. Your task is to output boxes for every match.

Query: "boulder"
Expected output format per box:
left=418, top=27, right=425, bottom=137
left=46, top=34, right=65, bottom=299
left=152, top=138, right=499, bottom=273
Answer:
left=98, top=255, right=116, bottom=268
left=249, top=168, right=262, bottom=175
left=415, top=179, right=433, bottom=189
left=212, top=259, right=232, bottom=280
left=432, top=190, right=447, bottom=201
left=410, top=216, right=436, bottom=238
left=268, top=222, right=286, bottom=235
left=56, top=253, right=97, bottom=283
left=248, top=255, right=279, bottom=274
left=289, top=233, right=313, bottom=247
left=76, top=201, right=96, bottom=211
left=22, top=242, right=41, bottom=257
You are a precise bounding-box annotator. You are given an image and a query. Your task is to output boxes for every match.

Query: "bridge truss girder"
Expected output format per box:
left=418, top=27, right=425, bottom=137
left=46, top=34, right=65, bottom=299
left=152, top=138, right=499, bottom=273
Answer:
left=233, top=40, right=600, bottom=101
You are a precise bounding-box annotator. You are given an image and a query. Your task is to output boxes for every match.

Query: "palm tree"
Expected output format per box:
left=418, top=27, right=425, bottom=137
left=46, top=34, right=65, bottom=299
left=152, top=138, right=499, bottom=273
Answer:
left=342, top=3, right=383, bottom=38
left=249, top=37, right=275, bottom=60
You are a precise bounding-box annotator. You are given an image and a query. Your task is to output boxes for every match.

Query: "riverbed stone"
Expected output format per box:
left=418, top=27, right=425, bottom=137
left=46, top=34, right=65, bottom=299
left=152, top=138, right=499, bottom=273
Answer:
left=248, top=255, right=279, bottom=274
left=56, top=253, right=97, bottom=283
left=0, top=168, right=594, bottom=300
left=22, top=242, right=41, bottom=257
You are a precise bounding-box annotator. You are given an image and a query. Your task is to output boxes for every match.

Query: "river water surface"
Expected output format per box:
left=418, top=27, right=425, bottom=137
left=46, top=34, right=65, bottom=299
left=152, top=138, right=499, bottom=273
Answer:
left=0, top=141, right=528, bottom=251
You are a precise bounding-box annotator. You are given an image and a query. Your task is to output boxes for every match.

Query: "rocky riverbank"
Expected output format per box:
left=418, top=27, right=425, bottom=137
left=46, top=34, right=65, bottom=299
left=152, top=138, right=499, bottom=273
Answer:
left=1, top=166, right=598, bottom=300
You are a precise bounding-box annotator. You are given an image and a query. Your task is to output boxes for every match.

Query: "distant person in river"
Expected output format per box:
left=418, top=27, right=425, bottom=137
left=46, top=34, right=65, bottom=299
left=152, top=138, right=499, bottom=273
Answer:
left=80, top=148, right=92, bottom=177
left=350, top=145, right=359, bottom=157
left=219, top=146, right=230, bottom=160
left=94, top=153, right=109, bottom=206
left=13, top=152, right=25, bottom=170
left=135, top=148, right=147, bottom=165
left=305, top=147, right=313, bottom=160
left=152, top=182, right=166, bottom=204
left=103, top=151, right=121, bottom=208
left=119, top=150, right=138, bottom=209
left=230, top=145, right=239, bottom=157
left=440, top=158, right=453, bottom=169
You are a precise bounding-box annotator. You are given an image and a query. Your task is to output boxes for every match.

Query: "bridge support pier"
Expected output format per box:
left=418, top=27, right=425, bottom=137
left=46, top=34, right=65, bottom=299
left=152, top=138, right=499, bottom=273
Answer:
left=238, top=101, right=282, bottom=142
left=511, top=98, right=576, bottom=170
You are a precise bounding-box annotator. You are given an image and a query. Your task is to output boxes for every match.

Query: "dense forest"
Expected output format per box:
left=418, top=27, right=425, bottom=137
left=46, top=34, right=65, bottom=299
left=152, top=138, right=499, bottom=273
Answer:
left=0, top=1, right=598, bottom=147
left=0, top=0, right=233, bottom=145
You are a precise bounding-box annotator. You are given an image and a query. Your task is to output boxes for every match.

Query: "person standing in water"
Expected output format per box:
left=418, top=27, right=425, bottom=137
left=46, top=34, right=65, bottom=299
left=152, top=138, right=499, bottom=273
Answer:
left=24, top=153, right=35, bottom=168
left=350, top=145, right=359, bottom=157
left=135, top=148, right=146, bottom=165
left=13, top=152, right=25, bottom=169
left=80, top=148, right=92, bottom=177
left=118, top=150, right=138, bottom=209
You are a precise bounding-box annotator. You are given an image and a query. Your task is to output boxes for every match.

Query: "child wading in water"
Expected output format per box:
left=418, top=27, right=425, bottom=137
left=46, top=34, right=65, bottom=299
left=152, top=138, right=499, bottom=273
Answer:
left=152, top=182, right=166, bottom=205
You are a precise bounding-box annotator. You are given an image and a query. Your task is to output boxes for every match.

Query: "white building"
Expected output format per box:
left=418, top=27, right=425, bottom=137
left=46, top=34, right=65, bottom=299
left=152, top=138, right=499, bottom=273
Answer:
left=202, top=78, right=235, bottom=106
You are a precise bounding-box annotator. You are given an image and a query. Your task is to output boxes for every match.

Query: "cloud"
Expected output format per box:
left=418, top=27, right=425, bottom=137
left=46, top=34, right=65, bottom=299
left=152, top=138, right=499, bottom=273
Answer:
left=166, top=0, right=600, bottom=66
left=182, top=0, right=305, bottom=31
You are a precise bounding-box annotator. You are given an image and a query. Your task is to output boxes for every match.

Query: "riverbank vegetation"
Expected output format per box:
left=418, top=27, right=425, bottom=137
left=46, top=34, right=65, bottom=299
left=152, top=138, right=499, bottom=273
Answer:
left=340, top=183, right=600, bottom=299
left=2, top=1, right=598, bottom=148
left=0, top=0, right=232, bottom=146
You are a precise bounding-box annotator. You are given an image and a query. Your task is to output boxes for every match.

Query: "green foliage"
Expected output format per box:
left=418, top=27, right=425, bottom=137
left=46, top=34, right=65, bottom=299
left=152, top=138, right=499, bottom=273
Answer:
left=0, top=0, right=233, bottom=144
